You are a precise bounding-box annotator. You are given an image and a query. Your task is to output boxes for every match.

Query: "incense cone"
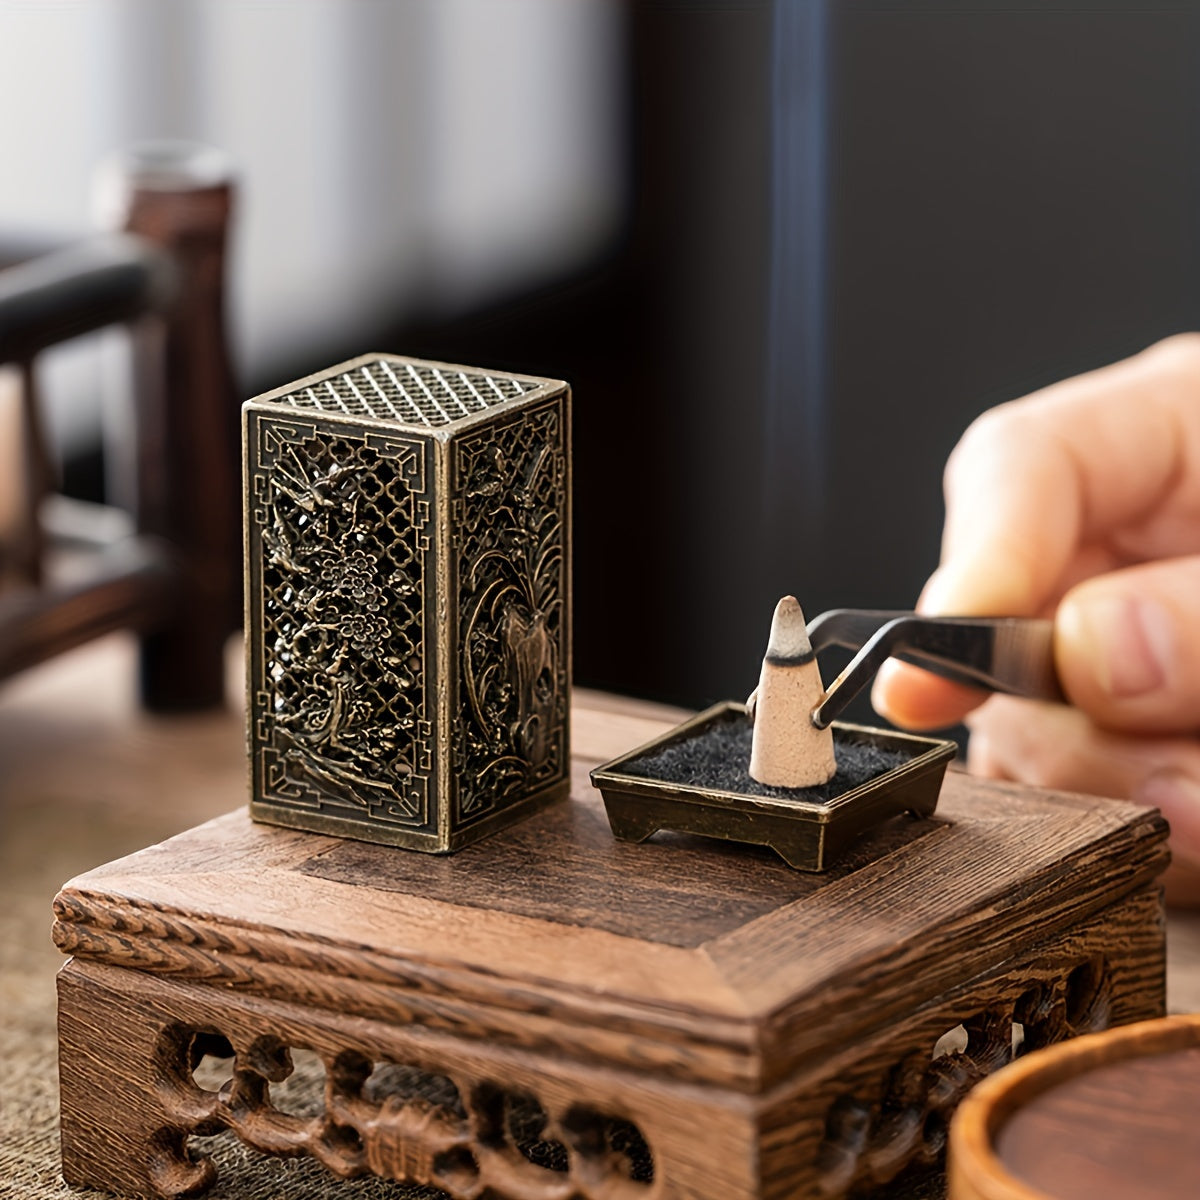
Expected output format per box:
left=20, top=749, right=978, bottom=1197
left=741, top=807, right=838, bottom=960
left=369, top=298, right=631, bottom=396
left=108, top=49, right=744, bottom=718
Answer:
left=749, top=596, right=837, bottom=788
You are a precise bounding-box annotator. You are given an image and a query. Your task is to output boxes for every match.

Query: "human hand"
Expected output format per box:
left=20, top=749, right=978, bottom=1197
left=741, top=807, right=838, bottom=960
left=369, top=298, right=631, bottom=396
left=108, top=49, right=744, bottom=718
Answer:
left=871, top=334, right=1200, bottom=905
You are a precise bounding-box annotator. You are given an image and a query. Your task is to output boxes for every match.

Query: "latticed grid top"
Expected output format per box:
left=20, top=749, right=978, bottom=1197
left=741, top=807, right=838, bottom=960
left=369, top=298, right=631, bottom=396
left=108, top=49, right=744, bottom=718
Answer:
left=265, top=358, right=545, bottom=429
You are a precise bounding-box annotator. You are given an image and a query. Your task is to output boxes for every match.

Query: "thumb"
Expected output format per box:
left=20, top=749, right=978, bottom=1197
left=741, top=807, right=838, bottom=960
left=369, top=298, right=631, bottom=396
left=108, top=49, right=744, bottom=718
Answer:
left=1056, top=555, right=1200, bottom=734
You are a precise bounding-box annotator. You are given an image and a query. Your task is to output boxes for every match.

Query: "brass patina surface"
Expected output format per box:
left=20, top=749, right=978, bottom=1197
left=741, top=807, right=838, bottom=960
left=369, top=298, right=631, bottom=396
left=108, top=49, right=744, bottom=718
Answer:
left=244, top=353, right=571, bottom=852
left=592, top=701, right=956, bottom=871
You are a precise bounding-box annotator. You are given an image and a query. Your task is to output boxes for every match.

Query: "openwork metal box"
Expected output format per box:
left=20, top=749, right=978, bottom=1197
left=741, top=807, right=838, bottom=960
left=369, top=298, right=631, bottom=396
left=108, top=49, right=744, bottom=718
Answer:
left=243, top=354, right=571, bottom=852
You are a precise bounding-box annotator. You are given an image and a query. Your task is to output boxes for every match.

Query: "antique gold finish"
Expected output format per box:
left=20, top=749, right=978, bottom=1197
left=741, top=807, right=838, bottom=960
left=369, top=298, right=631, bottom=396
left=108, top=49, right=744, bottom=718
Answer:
left=591, top=701, right=956, bottom=870
left=244, top=353, right=571, bottom=852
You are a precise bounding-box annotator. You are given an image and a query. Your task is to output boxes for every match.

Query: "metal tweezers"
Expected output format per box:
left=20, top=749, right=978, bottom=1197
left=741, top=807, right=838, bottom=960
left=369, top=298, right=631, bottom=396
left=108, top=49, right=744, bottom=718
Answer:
left=807, top=609, right=1065, bottom=729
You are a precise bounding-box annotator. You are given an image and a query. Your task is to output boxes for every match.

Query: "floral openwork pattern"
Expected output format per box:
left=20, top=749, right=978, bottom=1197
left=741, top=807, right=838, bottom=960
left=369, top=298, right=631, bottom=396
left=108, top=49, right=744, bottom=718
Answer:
left=149, top=1026, right=655, bottom=1200
left=248, top=416, right=437, bottom=832
left=451, top=400, right=569, bottom=826
left=814, top=954, right=1112, bottom=1197
left=247, top=366, right=569, bottom=845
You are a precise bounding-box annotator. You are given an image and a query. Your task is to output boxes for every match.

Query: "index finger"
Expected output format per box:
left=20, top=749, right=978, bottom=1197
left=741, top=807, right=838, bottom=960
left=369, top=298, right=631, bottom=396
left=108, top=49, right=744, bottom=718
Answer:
left=936, top=335, right=1200, bottom=617
left=874, top=335, right=1200, bottom=729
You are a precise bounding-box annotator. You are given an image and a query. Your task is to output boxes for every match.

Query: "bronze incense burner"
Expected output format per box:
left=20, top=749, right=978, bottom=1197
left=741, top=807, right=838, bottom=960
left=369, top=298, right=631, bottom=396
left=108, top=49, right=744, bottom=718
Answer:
left=244, top=354, right=571, bottom=852
left=591, top=701, right=956, bottom=870
left=590, top=606, right=1069, bottom=870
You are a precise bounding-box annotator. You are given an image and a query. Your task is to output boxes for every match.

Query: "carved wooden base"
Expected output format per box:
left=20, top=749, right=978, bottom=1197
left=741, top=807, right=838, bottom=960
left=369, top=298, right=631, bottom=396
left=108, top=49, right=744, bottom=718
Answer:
left=54, top=755, right=1170, bottom=1200
left=59, top=960, right=727, bottom=1200
left=57, top=887, right=1164, bottom=1200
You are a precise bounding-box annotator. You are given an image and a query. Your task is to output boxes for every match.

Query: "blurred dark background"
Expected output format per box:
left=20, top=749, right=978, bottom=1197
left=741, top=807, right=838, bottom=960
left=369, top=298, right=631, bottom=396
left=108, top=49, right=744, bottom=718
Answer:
left=4, top=0, right=1200, bottom=709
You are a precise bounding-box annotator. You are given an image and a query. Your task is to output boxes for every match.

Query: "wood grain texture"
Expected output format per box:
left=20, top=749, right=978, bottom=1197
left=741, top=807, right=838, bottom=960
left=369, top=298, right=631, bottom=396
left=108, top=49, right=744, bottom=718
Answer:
left=297, top=772, right=944, bottom=949
left=53, top=764, right=1169, bottom=1092
left=52, top=691, right=1171, bottom=1198
left=59, top=958, right=760, bottom=1200
left=999, top=1048, right=1200, bottom=1199
left=762, top=885, right=1165, bottom=1200
left=949, top=1013, right=1200, bottom=1200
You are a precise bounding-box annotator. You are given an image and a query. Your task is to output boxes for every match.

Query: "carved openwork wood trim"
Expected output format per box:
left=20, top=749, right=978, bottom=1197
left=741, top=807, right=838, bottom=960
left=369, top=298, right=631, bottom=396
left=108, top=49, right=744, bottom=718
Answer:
left=149, top=1023, right=655, bottom=1200
left=813, top=954, right=1112, bottom=1197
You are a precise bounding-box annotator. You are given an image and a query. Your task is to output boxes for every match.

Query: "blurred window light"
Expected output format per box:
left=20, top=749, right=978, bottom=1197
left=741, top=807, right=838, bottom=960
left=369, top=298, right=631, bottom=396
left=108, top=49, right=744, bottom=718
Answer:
left=0, top=0, right=625, bottom=381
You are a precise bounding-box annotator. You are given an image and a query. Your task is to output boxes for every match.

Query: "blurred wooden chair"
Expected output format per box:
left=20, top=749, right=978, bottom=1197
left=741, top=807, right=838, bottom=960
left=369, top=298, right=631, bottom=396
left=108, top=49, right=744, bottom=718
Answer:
left=0, top=144, right=239, bottom=710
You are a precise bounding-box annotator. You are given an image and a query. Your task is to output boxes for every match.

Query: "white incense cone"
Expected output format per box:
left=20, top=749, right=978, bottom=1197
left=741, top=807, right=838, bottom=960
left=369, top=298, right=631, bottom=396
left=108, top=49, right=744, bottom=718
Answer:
left=748, top=596, right=837, bottom=788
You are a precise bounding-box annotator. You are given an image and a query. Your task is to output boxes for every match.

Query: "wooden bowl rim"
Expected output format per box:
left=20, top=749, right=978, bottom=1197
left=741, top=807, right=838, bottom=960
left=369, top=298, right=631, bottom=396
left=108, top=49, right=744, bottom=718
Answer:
left=949, top=1012, right=1200, bottom=1200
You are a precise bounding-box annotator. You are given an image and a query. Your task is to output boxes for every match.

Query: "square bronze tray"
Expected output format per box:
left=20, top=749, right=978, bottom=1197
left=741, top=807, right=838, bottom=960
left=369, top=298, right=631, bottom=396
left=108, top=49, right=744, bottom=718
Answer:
left=590, top=701, right=957, bottom=870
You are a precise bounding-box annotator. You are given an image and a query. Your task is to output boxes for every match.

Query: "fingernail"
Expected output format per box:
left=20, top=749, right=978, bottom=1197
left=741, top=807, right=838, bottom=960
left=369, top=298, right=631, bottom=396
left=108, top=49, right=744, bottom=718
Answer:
left=870, top=659, right=901, bottom=719
left=1065, top=594, right=1173, bottom=698
left=966, top=730, right=990, bottom=773
left=1135, top=770, right=1200, bottom=863
left=920, top=557, right=1037, bottom=619
left=920, top=563, right=981, bottom=613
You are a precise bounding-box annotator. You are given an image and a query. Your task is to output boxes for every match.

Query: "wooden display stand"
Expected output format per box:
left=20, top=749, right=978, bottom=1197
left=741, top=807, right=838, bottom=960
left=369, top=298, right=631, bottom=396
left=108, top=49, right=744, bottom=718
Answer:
left=54, top=702, right=1169, bottom=1200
